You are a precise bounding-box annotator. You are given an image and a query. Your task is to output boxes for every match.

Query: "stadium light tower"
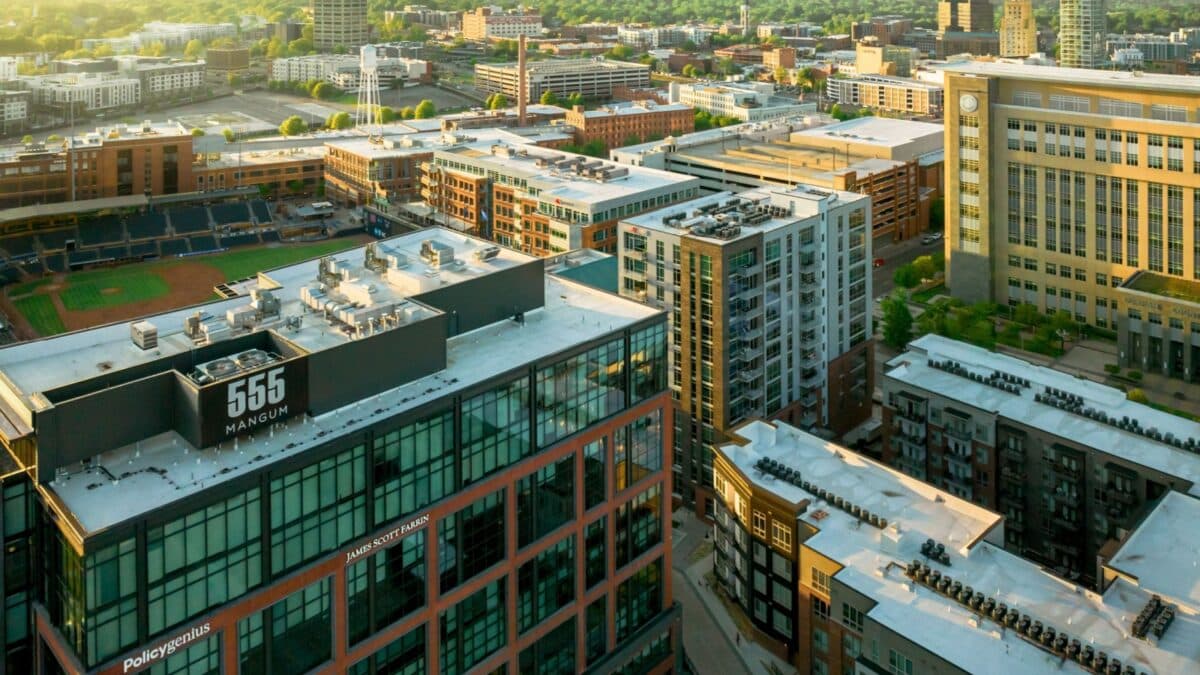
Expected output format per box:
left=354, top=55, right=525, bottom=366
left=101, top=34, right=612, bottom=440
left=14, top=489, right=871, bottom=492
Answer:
left=356, top=44, right=382, bottom=142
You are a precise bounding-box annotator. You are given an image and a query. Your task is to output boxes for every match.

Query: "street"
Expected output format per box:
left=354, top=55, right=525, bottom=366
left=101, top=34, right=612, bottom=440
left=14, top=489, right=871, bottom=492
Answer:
left=872, top=232, right=941, bottom=299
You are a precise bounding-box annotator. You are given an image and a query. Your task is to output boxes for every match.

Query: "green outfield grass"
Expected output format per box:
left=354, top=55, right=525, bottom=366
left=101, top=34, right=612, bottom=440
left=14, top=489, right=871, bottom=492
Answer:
left=13, top=295, right=65, bottom=336
left=202, top=239, right=361, bottom=280
left=8, top=277, right=53, bottom=297
left=59, top=268, right=171, bottom=311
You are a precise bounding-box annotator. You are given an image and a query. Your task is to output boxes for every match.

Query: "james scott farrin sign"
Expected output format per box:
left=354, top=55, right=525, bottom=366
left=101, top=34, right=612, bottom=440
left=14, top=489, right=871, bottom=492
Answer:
left=345, top=513, right=430, bottom=565
left=123, top=623, right=212, bottom=673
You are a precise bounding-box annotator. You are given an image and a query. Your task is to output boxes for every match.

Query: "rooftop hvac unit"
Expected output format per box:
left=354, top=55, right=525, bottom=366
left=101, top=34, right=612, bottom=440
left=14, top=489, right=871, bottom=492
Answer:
left=130, top=321, right=158, bottom=350
left=420, top=239, right=456, bottom=267
left=204, top=358, right=239, bottom=379
left=475, top=245, right=501, bottom=262
left=235, top=349, right=272, bottom=370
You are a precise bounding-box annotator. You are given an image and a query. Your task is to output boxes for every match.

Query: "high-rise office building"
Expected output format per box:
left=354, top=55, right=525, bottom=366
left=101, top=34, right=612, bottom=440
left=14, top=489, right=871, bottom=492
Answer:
left=1000, top=0, right=1038, bottom=57
left=618, top=186, right=873, bottom=517
left=943, top=62, right=1200, bottom=380
left=0, top=229, right=679, bottom=674
left=1059, top=0, right=1106, bottom=68
left=712, top=418, right=1200, bottom=674
left=937, top=0, right=994, bottom=34
left=313, top=0, right=369, bottom=52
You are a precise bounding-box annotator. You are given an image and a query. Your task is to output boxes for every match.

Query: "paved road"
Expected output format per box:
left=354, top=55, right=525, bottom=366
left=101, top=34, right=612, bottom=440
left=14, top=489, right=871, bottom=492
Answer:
left=873, top=232, right=941, bottom=299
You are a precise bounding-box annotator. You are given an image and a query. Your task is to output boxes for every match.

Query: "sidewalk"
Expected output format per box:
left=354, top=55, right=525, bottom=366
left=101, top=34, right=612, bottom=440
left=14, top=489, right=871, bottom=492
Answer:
left=672, top=509, right=798, bottom=675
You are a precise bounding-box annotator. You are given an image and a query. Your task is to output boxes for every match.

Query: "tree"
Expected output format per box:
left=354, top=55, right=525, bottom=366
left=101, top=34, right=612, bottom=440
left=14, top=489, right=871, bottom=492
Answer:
left=911, top=255, right=937, bottom=282
left=311, top=82, right=337, bottom=100
left=46, top=134, right=63, bottom=142
left=400, top=107, right=414, bottom=120
left=20, top=135, right=33, bottom=145
left=184, top=39, right=204, bottom=60
left=623, top=134, right=642, bottom=147
left=287, top=38, right=314, bottom=57
left=893, top=264, right=920, bottom=288
left=222, top=128, right=235, bottom=142
left=607, top=44, right=634, bottom=60
left=485, top=93, right=509, bottom=110
left=539, top=90, right=560, bottom=106
left=566, top=92, right=584, bottom=108
left=1012, top=303, right=1044, bottom=326
left=1127, top=388, right=1149, bottom=403
left=681, top=64, right=698, bottom=78
left=138, top=41, right=166, bottom=57
left=279, top=115, right=308, bottom=136
left=881, top=294, right=913, bottom=349
left=191, top=128, right=205, bottom=137
left=378, top=106, right=398, bottom=123
left=694, top=110, right=714, bottom=131
left=413, top=99, right=436, bottom=119
left=773, top=66, right=790, bottom=84
left=226, top=72, right=241, bottom=88
left=266, top=37, right=285, bottom=59
left=326, top=111, right=353, bottom=130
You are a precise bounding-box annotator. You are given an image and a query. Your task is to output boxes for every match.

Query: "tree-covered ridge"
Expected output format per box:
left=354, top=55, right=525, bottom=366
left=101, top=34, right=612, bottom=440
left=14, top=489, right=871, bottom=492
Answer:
left=1, top=0, right=1198, bottom=56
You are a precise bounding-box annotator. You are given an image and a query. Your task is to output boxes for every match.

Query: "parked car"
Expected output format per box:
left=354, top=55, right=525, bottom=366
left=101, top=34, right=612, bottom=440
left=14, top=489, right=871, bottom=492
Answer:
left=922, top=232, right=944, bottom=244
left=873, top=257, right=885, bottom=268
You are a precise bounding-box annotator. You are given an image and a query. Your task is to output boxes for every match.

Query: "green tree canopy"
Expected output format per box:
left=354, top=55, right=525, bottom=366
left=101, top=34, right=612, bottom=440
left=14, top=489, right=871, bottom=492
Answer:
left=326, top=111, right=354, bottom=130
left=183, top=39, right=204, bottom=60
left=539, top=90, right=560, bottom=106
left=413, top=99, right=436, bottom=119
left=881, top=294, right=913, bottom=349
left=190, top=128, right=205, bottom=137
left=222, top=128, right=235, bottom=142
left=378, top=106, right=398, bottom=123
left=279, top=115, right=308, bottom=137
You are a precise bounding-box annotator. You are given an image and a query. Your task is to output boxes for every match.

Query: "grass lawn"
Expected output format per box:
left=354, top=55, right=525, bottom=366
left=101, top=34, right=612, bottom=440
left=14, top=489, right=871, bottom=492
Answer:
left=911, top=284, right=945, bottom=304
left=13, top=295, right=66, bottom=335
left=8, top=277, right=53, bottom=297
left=202, top=240, right=361, bottom=280
left=59, top=268, right=170, bottom=311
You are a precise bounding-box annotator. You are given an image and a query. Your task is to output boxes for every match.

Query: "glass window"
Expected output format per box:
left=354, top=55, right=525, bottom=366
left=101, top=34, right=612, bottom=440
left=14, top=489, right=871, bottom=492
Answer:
left=440, top=576, right=507, bottom=675
left=373, top=409, right=455, bottom=527
left=842, top=603, right=865, bottom=632
left=616, top=557, right=663, bottom=642
left=584, top=438, right=606, bottom=510
left=585, top=518, right=607, bottom=589
left=271, top=444, right=367, bottom=575
left=813, top=626, right=829, bottom=652
left=348, top=530, right=426, bottom=646
left=811, top=567, right=831, bottom=595
left=771, top=521, right=792, bottom=553
left=147, top=489, right=262, bottom=635
left=348, top=624, right=425, bottom=675
left=518, top=616, right=576, bottom=675
left=586, top=596, right=608, bottom=665
left=615, top=484, right=662, bottom=569
left=518, top=535, right=576, bottom=633
left=535, top=339, right=625, bottom=447
left=612, top=630, right=671, bottom=675
left=462, top=377, right=531, bottom=486
left=889, top=649, right=914, bottom=675
left=629, top=323, right=667, bottom=404
left=146, top=635, right=220, bottom=675
left=240, top=577, right=332, bottom=674
left=85, top=537, right=138, bottom=666
left=614, top=410, right=663, bottom=493
left=517, top=455, right=575, bottom=548
left=439, top=490, right=505, bottom=593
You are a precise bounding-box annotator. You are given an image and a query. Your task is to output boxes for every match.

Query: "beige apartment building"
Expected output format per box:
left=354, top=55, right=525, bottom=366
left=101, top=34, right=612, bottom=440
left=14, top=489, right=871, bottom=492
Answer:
left=999, top=0, right=1038, bottom=57
left=944, top=62, right=1200, bottom=379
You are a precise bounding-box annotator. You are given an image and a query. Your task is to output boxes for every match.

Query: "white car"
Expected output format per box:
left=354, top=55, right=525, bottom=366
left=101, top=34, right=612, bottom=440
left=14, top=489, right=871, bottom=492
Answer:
left=921, top=232, right=943, bottom=244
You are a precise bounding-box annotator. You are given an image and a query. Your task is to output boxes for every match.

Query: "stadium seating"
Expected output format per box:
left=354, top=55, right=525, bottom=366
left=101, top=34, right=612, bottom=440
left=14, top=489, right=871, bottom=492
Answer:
left=261, top=230, right=281, bottom=243
left=159, top=239, right=190, bottom=256
left=220, top=233, right=260, bottom=248
left=99, top=245, right=129, bottom=261
left=127, top=213, right=168, bottom=240
left=42, top=254, right=65, bottom=273
left=250, top=200, right=273, bottom=224
left=189, top=235, right=219, bottom=254
left=68, top=250, right=98, bottom=267
left=169, top=207, right=212, bottom=234
left=0, top=267, right=20, bottom=285
left=211, top=203, right=251, bottom=226
left=0, top=235, right=37, bottom=260
left=38, top=229, right=76, bottom=252
left=129, top=241, right=158, bottom=259
left=78, top=215, right=125, bottom=247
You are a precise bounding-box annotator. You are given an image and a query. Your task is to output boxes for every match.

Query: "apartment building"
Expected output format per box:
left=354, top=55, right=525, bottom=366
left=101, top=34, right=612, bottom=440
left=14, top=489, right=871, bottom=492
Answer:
left=827, top=74, right=945, bottom=116
left=0, top=90, right=29, bottom=134
left=420, top=131, right=701, bottom=256
left=383, top=6, right=461, bottom=30
left=21, top=72, right=141, bottom=114
left=193, top=146, right=326, bottom=198
left=1059, top=0, right=1107, bottom=68
left=618, top=187, right=872, bottom=516
left=1104, top=34, right=1193, bottom=64
left=712, top=418, right=1200, bottom=675
left=313, top=0, right=369, bottom=52
left=882, top=334, right=1200, bottom=586
left=1000, top=0, right=1038, bottom=57
left=937, top=0, right=994, bottom=33
left=0, top=56, right=17, bottom=80
left=271, top=54, right=431, bottom=90
left=943, top=63, right=1200, bottom=378
left=461, top=7, right=543, bottom=41
left=762, top=48, right=797, bottom=71
left=0, top=121, right=194, bottom=209
left=667, top=81, right=815, bottom=123
left=565, top=101, right=695, bottom=149
left=614, top=116, right=943, bottom=242
left=130, top=21, right=237, bottom=49
left=851, top=15, right=914, bottom=45
left=474, top=58, right=650, bottom=103
left=205, top=48, right=251, bottom=73
left=855, top=39, right=920, bottom=77
left=122, top=59, right=206, bottom=100
left=324, top=135, right=431, bottom=209
left=0, top=229, right=678, bottom=675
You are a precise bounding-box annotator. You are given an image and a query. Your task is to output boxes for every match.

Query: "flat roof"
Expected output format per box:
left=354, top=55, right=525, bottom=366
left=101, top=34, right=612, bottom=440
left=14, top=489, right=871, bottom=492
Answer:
left=1121, top=270, right=1200, bottom=305
left=1107, top=491, right=1200, bottom=608
left=669, top=136, right=907, bottom=185
left=790, top=116, right=944, bottom=148
left=577, top=102, right=692, bottom=118
left=887, top=335, right=1200, bottom=495
left=202, top=146, right=326, bottom=169
left=943, top=61, right=1200, bottom=93
left=34, top=234, right=658, bottom=535
left=725, top=420, right=1200, bottom=675
left=0, top=195, right=149, bottom=224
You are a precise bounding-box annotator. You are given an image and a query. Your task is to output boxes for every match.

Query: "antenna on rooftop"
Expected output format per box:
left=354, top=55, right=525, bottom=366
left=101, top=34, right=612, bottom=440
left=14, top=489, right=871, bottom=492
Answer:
left=356, top=45, right=383, bottom=143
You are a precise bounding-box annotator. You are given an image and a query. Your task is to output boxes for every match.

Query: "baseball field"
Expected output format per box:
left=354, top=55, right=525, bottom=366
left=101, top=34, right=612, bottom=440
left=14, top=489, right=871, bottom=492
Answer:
left=3, top=238, right=371, bottom=338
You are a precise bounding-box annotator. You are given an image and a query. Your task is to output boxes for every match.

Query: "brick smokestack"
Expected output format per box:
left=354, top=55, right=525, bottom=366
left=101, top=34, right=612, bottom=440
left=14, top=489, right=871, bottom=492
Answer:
left=518, top=34, right=527, bottom=127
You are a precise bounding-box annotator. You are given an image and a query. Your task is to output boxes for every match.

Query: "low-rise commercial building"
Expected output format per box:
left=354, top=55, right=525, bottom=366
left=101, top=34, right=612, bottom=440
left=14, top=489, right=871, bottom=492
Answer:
left=620, top=187, right=873, bottom=515
left=667, top=81, right=815, bottom=122
left=713, top=417, right=1200, bottom=674
left=826, top=74, right=945, bottom=116
left=271, top=54, right=431, bottom=90
left=855, top=38, right=920, bottom=77
left=613, top=116, right=944, bottom=241
left=206, top=47, right=251, bottom=73
left=0, top=228, right=678, bottom=675
left=851, top=15, right=914, bottom=44
left=324, top=135, right=432, bottom=209
left=1105, top=33, right=1193, bottom=64
left=474, top=58, right=651, bottom=103
left=565, top=101, right=694, bottom=149
left=882, top=334, right=1200, bottom=586
left=461, top=7, right=543, bottom=40
left=193, top=146, right=326, bottom=197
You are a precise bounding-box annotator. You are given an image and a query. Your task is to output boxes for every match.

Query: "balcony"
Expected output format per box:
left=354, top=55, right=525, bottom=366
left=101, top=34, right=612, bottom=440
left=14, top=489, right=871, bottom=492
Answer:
left=895, top=454, right=926, bottom=477
left=1109, top=488, right=1137, bottom=505
left=944, top=424, right=972, bottom=443
left=944, top=473, right=973, bottom=493
left=1051, top=511, right=1082, bottom=530
left=946, top=452, right=972, bottom=473
left=1006, top=518, right=1026, bottom=533
left=799, top=272, right=818, bottom=289
left=1045, top=459, right=1082, bottom=480
left=1000, top=465, right=1026, bottom=484
left=799, top=368, right=821, bottom=386
left=1000, top=445, right=1024, bottom=463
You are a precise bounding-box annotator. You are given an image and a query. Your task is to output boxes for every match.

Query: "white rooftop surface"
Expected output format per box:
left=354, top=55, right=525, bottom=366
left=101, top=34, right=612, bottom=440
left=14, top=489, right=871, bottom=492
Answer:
left=943, top=61, right=1200, bottom=93
left=725, top=420, right=1200, bottom=675
left=0, top=230, right=533, bottom=413
left=624, top=186, right=867, bottom=240
left=204, top=146, right=326, bottom=169
left=48, top=272, right=658, bottom=534
left=1106, top=491, right=1200, bottom=608
left=888, top=335, right=1200, bottom=496
left=578, top=102, right=692, bottom=118
left=790, top=116, right=944, bottom=148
